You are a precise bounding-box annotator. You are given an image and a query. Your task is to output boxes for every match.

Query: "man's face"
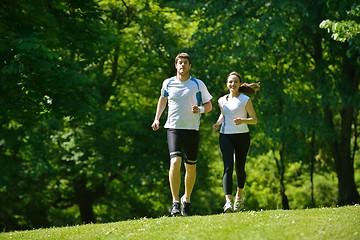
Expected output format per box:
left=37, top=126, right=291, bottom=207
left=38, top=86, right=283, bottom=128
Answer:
left=175, top=58, right=191, bottom=75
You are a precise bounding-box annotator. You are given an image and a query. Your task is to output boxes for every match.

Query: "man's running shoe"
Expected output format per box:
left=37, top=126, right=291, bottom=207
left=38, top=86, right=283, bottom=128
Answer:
left=170, top=202, right=181, bottom=216
left=223, top=201, right=233, bottom=213
left=233, top=195, right=244, bottom=212
left=181, top=196, right=191, bottom=216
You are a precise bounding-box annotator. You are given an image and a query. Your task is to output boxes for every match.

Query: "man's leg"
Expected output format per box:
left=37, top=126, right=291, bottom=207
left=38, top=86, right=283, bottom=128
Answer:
left=180, top=162, right=196, bottom=216
left=183, top=163, right=196, bottom=202
left=180, top=129, right=199, bottom=216
left=169, top=156, right=182, bottom=202
left=182, top=130, right=199, bottom=202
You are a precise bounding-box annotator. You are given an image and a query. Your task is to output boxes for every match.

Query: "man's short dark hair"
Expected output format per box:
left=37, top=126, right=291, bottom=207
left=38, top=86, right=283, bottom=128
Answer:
left=175, top=53, right=191, bottom=64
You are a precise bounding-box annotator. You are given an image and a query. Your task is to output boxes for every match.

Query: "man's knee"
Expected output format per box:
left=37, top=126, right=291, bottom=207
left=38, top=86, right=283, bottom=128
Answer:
left=170, top=156, right=182, bottom=170
left=185, top=163, right=197, bottom=173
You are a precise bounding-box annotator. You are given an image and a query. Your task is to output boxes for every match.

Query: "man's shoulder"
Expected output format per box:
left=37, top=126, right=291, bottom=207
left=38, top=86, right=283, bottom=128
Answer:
left=163, top=76, right=176, bottom=85
left=190, top=76, right=202, bottom=82
left=190, top=76, right=207, bottom=87
left=165, top=76, right=176, bottom=81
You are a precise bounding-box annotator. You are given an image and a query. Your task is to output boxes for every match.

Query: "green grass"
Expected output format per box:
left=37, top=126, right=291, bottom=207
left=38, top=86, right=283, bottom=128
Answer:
left=1, top=205, right=359, bottom=240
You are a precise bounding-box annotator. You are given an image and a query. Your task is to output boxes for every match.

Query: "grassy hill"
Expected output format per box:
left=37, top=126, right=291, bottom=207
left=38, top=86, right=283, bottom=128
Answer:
left=1, top=205, right=359, bottom=240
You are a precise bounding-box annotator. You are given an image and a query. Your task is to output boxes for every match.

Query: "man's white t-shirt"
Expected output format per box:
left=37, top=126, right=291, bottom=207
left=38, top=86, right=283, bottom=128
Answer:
left=161, top=76, right=213, bottom=131
left=218, top=93, right=249, bottom=134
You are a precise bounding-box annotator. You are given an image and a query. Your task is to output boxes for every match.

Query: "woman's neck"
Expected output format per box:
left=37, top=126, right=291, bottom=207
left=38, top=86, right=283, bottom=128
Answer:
left=229, top=91, right=240, bottom=98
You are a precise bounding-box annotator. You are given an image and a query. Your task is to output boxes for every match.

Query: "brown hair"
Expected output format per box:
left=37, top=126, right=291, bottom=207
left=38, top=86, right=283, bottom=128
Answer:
left=175, top=52, right=191, bottom=64
left=227, top=71, right=260, bottom=96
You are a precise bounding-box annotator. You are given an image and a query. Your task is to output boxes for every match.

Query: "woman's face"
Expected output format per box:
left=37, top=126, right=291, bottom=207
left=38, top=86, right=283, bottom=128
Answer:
left=227, top=75, right=240, bottom=92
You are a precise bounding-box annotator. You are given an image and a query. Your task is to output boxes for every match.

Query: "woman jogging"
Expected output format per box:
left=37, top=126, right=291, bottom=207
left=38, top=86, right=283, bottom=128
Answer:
left=212, top=71, right=260, bottom=213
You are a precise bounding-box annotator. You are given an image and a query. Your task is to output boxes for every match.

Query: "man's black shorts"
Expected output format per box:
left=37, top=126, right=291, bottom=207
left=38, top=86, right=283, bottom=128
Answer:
left=167, top=129, right=199, bottom=164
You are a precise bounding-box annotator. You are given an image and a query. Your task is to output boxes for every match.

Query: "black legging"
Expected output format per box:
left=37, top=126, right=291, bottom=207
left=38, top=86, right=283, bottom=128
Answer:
left=219, top=132, right=250, bottom=195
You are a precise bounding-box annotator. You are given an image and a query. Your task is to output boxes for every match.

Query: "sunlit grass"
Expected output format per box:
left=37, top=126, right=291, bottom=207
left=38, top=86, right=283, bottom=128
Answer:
left=1, top=205, right=359, bottom=240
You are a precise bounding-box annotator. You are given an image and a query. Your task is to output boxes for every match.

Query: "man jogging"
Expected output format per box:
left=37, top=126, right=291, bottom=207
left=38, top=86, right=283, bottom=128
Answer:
left=151, top=53, right=213, bottom=216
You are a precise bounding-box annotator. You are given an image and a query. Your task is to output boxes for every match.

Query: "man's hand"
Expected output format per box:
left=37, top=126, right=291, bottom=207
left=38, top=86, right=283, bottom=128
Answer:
left=192, top=105, right=204, bottom=114
left=151, top=120, right=160, bottom=131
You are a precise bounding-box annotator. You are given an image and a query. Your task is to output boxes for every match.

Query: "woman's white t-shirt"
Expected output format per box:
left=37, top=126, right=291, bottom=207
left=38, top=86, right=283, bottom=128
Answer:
left=218, top=93, right=249, bottom=134
left=161, top=76, right=213, bottom=131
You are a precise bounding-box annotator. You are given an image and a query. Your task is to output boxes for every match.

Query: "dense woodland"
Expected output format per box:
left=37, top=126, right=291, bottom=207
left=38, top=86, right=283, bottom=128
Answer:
left=0, top=0, right=359, bottom=231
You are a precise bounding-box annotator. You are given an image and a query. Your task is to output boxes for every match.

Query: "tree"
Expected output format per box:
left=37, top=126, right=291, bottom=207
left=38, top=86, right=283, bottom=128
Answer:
left=0, top=0, right=106, bottom=229
left=310, top=1, right=360, bottom=205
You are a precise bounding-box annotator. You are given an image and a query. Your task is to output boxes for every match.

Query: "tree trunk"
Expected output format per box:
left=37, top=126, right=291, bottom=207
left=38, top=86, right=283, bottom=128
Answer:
left=310, top=130, right=316, bottom=208
left=321, top=49, right=360, bottom=206
left=332, top=54, right=360, bottom=205
left=329, top=106, right=360, bottom=205
left=74, top=176, right=96, bottom=224
left=273, top=145, right=290, bottom=210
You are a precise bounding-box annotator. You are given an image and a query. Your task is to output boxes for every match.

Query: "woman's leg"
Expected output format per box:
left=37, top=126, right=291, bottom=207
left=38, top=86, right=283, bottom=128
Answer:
left=219, top=134, right=235, bottom=197
left=234, top=132, right=250, bottom=197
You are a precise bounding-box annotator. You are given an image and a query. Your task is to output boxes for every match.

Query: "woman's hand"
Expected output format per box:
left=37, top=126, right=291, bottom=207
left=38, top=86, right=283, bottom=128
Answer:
left=233, top=116, right=245, bottom=125
left=212, top=123, right=220, bottom=132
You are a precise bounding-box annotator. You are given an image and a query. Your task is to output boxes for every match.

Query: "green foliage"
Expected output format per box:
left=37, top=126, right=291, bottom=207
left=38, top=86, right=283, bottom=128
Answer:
left=319, top=4, right=360, bottom=43
left=245, top=152, right=338, bottom=210
left=319, top=3, right=360, bottom=68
